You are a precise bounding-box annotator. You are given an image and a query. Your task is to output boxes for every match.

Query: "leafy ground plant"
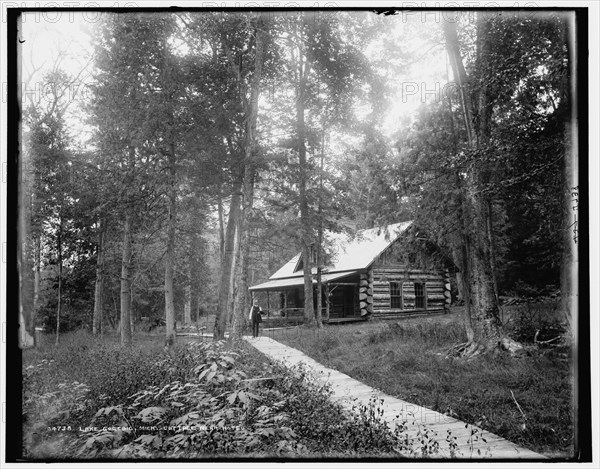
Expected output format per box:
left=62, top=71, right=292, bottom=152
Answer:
left=23, top=333, right=420, bottom=459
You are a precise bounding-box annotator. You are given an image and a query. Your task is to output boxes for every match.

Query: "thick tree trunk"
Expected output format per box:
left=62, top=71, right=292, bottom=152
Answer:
left=93, top=220, right=105, bottom=335
left=215, top=174, right=242, bottom=340
left=120, top=213, right=132, bottom=346
left=444, top=15, right=506, bottom=354
left=232, top=169, right=255, bottom=339
left=229, top=221, right=240, bottom=324
left=295, top=35, right=315, bottom=325
left=164, top=140, right=177, bottom=347
left=315, top=128, right=325, bottom=328
left=231, top=21, right=266, bottom=339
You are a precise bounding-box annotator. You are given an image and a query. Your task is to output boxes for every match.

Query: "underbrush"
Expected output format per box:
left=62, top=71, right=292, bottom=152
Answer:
left=503, top=301, right=566, bottom=344
left=23, top=331, right=430, bottom=459
left=271, top=308, right=574, bottom=457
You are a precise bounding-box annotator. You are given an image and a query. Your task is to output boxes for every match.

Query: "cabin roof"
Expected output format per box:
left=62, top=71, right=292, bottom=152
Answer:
left=248, top=271, right=356, bottom=291
left=267, top=221, right=413, bottom=281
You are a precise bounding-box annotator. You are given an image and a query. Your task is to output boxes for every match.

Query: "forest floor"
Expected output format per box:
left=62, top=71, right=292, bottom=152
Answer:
left=269, top=302, right=574, bottom=458
left=22, top=330, right=421, bottom=459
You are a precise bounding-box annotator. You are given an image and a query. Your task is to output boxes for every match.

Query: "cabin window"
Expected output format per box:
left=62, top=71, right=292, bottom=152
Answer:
left=414, top=282, right=426, bottom=309
left=389, top=281, right=403, bottom=309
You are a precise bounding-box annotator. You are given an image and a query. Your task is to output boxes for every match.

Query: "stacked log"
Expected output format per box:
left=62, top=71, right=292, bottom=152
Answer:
left=444, top=269, right=452, bottom=312
left=359, top=270, right=373, bottom=316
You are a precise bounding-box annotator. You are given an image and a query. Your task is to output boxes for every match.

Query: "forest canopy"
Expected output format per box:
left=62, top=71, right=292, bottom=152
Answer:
left=17, top=9, right=579, bottom=352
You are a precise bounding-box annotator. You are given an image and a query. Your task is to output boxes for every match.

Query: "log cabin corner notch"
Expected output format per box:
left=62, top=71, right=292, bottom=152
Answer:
left=249, top=221, right=452, bottom=322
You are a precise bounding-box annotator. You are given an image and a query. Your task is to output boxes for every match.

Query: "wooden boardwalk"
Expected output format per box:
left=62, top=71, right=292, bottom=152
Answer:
left=245, top=335, right=546, bottom=460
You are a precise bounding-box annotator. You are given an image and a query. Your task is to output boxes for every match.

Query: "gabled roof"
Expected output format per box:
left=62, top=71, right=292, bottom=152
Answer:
left=248, top=271, right=355, bottom=291
left=268, top=221, right=413, bottom=281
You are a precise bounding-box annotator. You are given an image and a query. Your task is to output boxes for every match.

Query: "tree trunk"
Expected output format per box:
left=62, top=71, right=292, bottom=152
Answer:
left=315, top=125, right=325, bottom=328
left=33, top=233, right=41, bottom=327
left=55, top=218, right=62, bottom=346
left=229, top=221, right=240, bottom=325
left=232, top=20, right=266, bottom=339
left=19, top=176, right=35, bottom=348
left=120, top=212, right=132, bottom=346
left=184, top=287, right=192, bottom=325
left=444, top=15, right=506, bottom=354
left=187, top=232, right=199, bottom=325
left=295, top=28, right=315, bottom=325
left=164, top=139, right=177, bottom=347
left=93, top=220, right=105, bottom=335
left=232, top=169, right=255, bottom=339
left=217, top=193, right=225, bottom=261
left=214, top=173, right=242, bottom=340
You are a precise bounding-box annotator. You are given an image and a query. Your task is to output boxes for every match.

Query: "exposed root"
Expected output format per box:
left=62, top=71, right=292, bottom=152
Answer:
left=500, top=337, right=524, bottom=354
left=533, top=329, right=562, bottom=346
left=445, top=341, right=483, bottom=360
left=447, top=337, right=527, bottom=359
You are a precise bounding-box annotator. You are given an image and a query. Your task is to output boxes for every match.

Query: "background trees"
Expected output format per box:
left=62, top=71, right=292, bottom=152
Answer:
left=391, top=11, right=571, bottom=354
left=20, top=10, right=576, bottom=351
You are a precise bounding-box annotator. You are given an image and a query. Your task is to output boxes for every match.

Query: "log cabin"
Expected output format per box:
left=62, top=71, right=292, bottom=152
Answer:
left=249, top=221, right=452, bottom=323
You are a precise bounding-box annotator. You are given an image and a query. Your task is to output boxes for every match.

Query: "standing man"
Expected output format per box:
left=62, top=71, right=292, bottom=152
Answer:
left=248, top=299, right=263, bottom=338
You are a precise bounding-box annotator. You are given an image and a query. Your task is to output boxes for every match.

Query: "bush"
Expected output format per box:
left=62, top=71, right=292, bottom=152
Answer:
left=507, top=303, right=565, bottom=343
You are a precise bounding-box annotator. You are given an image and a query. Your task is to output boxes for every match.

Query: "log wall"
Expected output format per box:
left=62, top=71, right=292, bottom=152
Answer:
left=359, top=270, right=374, bottom=316
left=370, top=263, right=447, bottom=318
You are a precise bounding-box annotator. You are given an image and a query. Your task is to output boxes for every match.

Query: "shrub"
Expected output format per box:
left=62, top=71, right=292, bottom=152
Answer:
left=507, top=303, right=565, bottom=343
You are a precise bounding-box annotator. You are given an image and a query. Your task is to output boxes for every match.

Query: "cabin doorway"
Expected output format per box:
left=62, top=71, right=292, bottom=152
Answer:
left=328, top=284, right=357, bottom=318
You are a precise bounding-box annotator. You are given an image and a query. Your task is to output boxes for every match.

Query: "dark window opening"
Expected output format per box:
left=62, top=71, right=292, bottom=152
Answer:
left=414, top=282, right=426, bottom=309
left=390, top=281, right=403, bottom=309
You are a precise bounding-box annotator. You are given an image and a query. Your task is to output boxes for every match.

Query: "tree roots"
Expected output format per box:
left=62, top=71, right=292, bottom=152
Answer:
left=446, top=336, right=526, bottom=359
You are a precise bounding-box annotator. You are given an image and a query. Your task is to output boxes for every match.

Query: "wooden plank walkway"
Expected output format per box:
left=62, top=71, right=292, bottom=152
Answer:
left=244, top=335, right=546, bottom=460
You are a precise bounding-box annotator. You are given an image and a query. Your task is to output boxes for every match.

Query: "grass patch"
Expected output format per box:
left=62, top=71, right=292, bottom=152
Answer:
left=270, top=305, right=573, bottom=458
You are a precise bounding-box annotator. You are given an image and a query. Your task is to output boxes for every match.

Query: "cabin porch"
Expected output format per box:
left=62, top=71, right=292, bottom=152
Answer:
left=249, top=273, right=363, bottom=322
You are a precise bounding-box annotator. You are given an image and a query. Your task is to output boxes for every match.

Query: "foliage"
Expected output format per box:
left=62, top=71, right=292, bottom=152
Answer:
left=24, top=334, right=446, bottom=459
left=505, top=301, right=566, bottom=344
left=388, top=12, right=569, bottom=300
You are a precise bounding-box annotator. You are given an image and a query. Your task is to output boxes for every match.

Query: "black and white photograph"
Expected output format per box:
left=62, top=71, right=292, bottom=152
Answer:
left=1, top=1, right=596, bottom=464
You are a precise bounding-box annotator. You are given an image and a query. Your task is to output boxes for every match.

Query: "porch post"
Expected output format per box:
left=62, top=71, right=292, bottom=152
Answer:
left=267, top=290, right=270, bottom=320
left=325, top=283, right=330, bottom=322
